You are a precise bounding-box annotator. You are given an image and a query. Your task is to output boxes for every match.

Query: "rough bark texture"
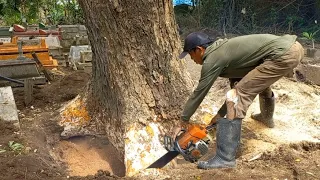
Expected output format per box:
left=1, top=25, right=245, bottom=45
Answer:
left=78, top=0, right=193, bottom=159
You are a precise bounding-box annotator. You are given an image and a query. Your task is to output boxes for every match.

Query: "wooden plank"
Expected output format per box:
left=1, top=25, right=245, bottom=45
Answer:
left=31, top=52, right=53, bottom=81
left=24, top=78, right=34, bottom=106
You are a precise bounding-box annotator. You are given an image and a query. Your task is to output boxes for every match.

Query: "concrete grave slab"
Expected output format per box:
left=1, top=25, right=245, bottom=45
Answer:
left=80, top=51, right=92, bottom=63
left=0, top=38, right=11, bottom=43
left=69, top=45, right=91, bottom=70
left=295, top=63, right=320, bottom=85
left=315, top=50, right=320, bottom=63
left=45, top=36, right=63, bottom=57
left=0, top=86, right=19, bottom=123
left=79, top=25, right=87, bottom=31
left=44, top=36, right=61, bottom=48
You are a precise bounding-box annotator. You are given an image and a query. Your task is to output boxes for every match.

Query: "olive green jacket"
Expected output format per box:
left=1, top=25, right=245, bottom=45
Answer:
left=181, top=34, right=297, bottom=121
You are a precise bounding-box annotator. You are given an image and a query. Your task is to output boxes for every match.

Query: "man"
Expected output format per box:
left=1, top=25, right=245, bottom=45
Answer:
left=178, top=32, right=304, bottom=169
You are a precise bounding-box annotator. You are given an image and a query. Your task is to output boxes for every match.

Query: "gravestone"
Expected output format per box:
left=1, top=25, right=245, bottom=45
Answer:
left=0, top=87, right=19, bottom=125
left=69, top=45, right=91, bottom=70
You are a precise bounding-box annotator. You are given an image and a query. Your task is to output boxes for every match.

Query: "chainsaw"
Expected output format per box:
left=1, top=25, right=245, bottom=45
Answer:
left=147, top=124, right=216, bottom=168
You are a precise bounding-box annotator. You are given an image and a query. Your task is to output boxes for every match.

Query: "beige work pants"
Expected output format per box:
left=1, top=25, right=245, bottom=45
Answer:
left=234, top=41, right=304, bottom=119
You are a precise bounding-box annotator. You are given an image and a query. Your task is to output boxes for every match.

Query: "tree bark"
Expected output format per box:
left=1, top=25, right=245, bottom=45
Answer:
left=73, top=0, right=193, bottom=175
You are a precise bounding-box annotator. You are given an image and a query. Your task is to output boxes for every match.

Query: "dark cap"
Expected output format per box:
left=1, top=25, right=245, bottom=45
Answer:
left=179, top=32, right=213, bottom=59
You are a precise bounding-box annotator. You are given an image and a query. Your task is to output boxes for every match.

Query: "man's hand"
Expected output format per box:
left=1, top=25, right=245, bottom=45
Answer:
left=173, top=121, right=189, bottom=139
left=209, top=113, right=221, bottom=126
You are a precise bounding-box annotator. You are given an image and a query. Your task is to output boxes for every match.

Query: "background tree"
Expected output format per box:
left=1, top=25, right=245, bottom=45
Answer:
left=0, top=0, right=23, bottom=25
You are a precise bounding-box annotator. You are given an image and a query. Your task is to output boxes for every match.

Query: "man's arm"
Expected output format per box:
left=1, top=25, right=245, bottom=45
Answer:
left=181, top=63, right=223, bottom=121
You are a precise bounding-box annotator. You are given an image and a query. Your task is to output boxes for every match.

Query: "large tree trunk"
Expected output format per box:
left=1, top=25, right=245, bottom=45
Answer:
left=62, top=0, right=193, bottom=176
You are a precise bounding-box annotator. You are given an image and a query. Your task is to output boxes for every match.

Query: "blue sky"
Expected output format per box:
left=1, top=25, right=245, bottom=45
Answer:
left=173, top=0, right=193, bottom=6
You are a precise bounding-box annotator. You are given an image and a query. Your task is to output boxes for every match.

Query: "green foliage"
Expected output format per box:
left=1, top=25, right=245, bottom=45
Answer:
left=302, top=31, right=318, bottom=40
left=174, top=0, right=320, bottom=36
left=286, top=15, right=304, bottom=33
left=63, top=0, right=84, bottom=24
left=25, top=0, right=42, bottom=24
left=0, top=148, right=6, bottom=153
left=174, top=0, right=224, bottom=36
left=302, top=29, right=319, bottom=49
left=0, top=0, right=22, bottom=25
left=39, top=0, right=83, bottom=25
left=0, top=0, right=83, bottom=25
left=8, top=141, right=24, bottom=153
left=199, top=0, right=223, bottom=28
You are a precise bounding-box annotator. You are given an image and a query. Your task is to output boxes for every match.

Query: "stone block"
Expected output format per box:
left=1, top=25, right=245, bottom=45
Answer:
left=69, top=45, right=91, bottom=69
left=44, top=36, right=61, bottom=48
left=68, top=27, right=81, bottom=33
left=79, top=30, right=88, bottom=35
left=69, top=45, right=90, bottom=61
left=79, top=37, right=89, bottom=45
left=18, top=38, right=41, bottom=46
left=49, top=47, right=63, bottom=57
left=61, top=25, right=80, bottom=33
left=79, top=31, right=88, bottom=36
left=295, top=64, right=320, bottom=85
left=60, top=40, right=73, bottom=49
left=0, top=38, right=11, bottom=43
left=76, top=62, right=92, bottom=70
left=57, top=25, right=89, bottom=50
left=60, top=25, right=78, bottom=28
left=306, top=48, right=317, bottom=58
left=80, top=51, right=92, bottom=63
left=0, top=87, right=19, bottom=123
left=61, top=32, right=74, bottom=40
left=315, top=50, right=320, bottom=63
left=79, top=25, right=87, bottom=31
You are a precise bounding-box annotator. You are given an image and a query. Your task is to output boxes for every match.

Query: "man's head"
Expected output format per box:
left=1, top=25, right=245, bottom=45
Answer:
left=179, top=32, right=214, bottom=65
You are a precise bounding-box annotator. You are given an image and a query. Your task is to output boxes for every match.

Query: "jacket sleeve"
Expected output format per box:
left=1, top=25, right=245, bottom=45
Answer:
left=181, top=61, right=224, bottom=121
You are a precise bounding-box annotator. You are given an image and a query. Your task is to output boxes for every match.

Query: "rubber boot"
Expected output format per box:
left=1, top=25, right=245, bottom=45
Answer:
left=251, top=93, right=275, bottom=128
left=197, top=118, right=242, bottom=169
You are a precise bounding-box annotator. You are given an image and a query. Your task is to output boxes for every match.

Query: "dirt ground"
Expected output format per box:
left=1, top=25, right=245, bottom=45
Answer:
left=0, top=47, right=320, bottom=180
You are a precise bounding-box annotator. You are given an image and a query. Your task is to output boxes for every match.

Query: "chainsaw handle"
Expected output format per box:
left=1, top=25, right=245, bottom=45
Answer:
left=205, top=123, right=217, bottom=131
left=164, top=128, right=187, bottom=152
left=174, top=128, right=186, bottom=141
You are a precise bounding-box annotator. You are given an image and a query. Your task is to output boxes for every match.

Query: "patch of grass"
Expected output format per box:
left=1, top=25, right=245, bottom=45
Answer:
left=8, top=141, right=24, bottom=153
left=0, top=149, right=6, bottom=153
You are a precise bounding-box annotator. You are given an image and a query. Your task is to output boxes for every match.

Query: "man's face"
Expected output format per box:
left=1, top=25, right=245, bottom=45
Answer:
left=188, top=46, right=205, bottom=65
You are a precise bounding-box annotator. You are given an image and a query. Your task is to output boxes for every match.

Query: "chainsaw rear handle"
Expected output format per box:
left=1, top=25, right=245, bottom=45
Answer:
left=205, top=123, right=217, bottom=131
left=173, top=138, right=197, bottom=162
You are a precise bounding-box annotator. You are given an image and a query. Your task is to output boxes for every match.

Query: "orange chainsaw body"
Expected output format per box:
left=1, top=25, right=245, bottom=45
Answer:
left=148, top=124, right=216, bottom=168
left=177, top=125, right=207, bottom=149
